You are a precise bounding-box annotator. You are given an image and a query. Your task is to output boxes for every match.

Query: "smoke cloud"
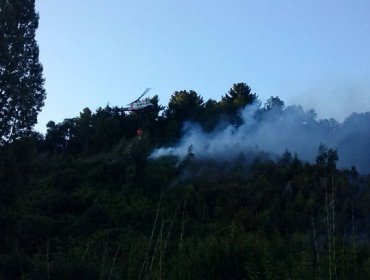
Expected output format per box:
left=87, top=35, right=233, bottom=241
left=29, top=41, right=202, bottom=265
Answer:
left=150, top=103, right=370, bottom=174
left=287, top=78, right=370, bottom=122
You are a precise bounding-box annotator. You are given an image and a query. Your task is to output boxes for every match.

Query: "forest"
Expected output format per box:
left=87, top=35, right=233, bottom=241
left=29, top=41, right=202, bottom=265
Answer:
left=1, top=0, right=370, bottom=279
left=1, top=84, right=370, bottom=279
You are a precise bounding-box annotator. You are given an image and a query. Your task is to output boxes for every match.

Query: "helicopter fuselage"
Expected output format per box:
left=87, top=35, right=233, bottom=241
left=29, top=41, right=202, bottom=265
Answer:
left=130, top=98, right=153, bottom=110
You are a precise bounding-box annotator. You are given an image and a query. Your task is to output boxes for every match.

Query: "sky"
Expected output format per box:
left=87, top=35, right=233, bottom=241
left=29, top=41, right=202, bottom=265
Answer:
left=34, top=0, right=370, bottom=132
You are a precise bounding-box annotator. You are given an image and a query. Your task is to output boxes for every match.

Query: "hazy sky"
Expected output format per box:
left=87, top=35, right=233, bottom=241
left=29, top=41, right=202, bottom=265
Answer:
left=35, top=0, right=370, bottom=132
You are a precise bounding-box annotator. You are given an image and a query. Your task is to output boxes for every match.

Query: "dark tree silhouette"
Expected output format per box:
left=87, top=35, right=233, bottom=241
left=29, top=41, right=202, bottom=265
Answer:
left=222, top=83, right=257, bottom=105
left=0, top=0, right=45, bottom=144
left=165, top=90, right=204, bottom=122
left=162, top=90, right=204, bottom=142
left=263, top=96, right=285, bottom=112
left=221, top=83, right=258, bottom=126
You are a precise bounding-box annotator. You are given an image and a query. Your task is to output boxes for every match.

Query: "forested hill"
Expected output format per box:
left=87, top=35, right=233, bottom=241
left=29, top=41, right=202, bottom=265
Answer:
left=43, top=83, right=370, bottom=172
left=1, top=83, right=370, bottom=278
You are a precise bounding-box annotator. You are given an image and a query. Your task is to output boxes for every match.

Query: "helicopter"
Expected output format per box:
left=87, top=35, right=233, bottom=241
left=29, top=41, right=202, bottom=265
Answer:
left=123, top=88, right=154, bottom=111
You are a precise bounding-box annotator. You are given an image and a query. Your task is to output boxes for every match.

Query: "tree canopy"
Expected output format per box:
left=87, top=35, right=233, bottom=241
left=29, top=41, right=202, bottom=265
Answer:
left=0, top=0, right=45, bottom=144
left=221, top=82, right=258, bottom=125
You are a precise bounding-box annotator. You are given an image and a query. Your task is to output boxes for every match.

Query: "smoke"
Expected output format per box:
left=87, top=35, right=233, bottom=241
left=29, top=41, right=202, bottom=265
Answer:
left=150, top=103, right=370, bottom=173
left=287, top=78, right=370, bottom=122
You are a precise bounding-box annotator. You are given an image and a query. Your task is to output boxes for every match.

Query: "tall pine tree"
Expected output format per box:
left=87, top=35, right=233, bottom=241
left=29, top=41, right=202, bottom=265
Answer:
left=0, top=0, right=45, bottom=144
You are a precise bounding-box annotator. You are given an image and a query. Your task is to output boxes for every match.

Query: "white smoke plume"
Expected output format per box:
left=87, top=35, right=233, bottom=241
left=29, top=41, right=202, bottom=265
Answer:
left=150, top=103, right=370, bottom=173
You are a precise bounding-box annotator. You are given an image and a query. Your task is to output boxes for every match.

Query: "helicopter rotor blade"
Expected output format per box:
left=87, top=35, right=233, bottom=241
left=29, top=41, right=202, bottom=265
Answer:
left=133, top=88, right=151, bottom=103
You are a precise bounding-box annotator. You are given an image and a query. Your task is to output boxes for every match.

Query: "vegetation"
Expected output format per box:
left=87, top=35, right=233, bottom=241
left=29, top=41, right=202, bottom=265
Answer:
left=0, top=0, right=45, bottom=144
left=0, top=84, right=369, bottom=278
left=1, top=1, right=370, bottom=278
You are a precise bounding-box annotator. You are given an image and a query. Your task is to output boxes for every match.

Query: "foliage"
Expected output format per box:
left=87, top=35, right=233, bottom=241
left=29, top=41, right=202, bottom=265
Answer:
left=0, top=0, right=45, bottom=144
left=1, top=69, right=370, bottom=278
left=0, top=128, right=369, bottom=278
left=221, top=82, right=258, bottom=126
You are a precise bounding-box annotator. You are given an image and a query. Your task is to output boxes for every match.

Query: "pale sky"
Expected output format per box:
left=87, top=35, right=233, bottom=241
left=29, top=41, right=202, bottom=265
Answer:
left=35, top=0, right=370, bottom=132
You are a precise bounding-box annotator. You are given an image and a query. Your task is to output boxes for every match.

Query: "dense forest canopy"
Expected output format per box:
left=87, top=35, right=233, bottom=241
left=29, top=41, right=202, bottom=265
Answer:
left=36, top=82, right=370, bottom=174
left=1, top=81, right=370, bottom=278
left=1, top=1, right=370, bottom=278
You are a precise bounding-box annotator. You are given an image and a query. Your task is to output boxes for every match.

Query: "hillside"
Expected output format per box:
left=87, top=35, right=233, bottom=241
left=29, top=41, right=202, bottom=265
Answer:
left=1, top=85, right=370, bottom=279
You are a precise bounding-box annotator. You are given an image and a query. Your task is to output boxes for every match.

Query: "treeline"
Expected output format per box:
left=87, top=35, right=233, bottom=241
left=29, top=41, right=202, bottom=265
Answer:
left=38, top=83, right=369, bottom=159
left=1, top=83, right=370, bottom=279
left=40, top=83, right=370, bottom=173
left=41, top=83, right=259, bottom=154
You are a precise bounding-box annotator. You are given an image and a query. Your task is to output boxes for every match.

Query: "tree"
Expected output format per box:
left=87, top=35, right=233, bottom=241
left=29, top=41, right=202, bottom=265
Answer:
left=263, top=96, right=284, bottom=112
left=316, top=144, right=338, bottom=173
left=163, top=90, right=204, bottom=142
left=0, top=0, right=45, bottom=144
left=257, top=96, right=285, bottom=121
left=202, top=98, right=222, bottom=131
left=222, top=83, right=257, bottom=107
left=164, top=90, right=204, bottom=122
left=74, top=107, right=93, bottom=152
left=221, top=83, right=258, bottom=126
